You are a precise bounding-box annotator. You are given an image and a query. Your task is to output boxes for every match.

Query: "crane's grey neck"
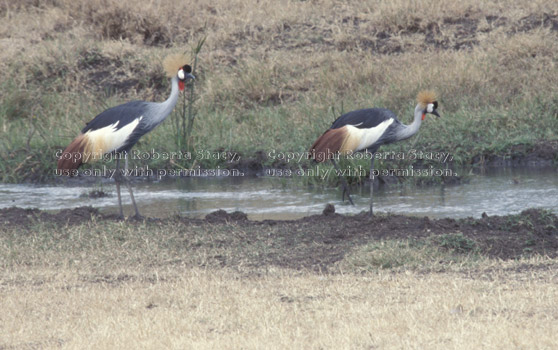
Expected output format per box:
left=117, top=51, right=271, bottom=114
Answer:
left=395, top=104, right=423, bottom=141
left=148, top=76, right=180, bottom=126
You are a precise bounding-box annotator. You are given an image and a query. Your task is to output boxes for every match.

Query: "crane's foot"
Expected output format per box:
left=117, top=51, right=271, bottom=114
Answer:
left=129, top=213, right=145, bottom=221
left=330, top=159, right=355, bottom=206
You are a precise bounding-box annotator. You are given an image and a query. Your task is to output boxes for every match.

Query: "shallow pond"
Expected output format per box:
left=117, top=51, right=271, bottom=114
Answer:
left=1, top=167, right=557, bottom=220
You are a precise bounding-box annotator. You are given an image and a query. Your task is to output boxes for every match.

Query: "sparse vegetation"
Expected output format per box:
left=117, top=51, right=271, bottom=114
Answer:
left=338, top=239, right=481, bottom=272
left=433, top=232, right=478, bottom=254
left=1, top=207, right=558, bottom=348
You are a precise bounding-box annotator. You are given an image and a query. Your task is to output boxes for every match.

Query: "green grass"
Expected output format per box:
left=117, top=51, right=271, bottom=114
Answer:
left=338, top=237, right=482, bottom=273
left=2, top=70, right=557, bottom=183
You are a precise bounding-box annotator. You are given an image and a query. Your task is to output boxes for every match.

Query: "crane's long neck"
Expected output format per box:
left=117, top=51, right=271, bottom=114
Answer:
left=395, top=104, right=423, bottom=141
left=148, top=76, right=180, bottom=127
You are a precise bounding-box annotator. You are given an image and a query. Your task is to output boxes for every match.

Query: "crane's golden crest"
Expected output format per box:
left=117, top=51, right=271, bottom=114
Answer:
left=163, top=53, right=190, bottom=78
left=416, top=91, right=437, bottom=109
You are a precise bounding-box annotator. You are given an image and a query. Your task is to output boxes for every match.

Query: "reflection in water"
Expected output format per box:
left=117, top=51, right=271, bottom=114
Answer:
left=0, top=167, right=557, bottom=220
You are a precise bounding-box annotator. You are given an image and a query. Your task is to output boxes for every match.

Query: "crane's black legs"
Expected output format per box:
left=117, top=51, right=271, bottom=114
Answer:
left=114, top=154, right=142, bottom=220
left=369, top=156, right=375, bottom=216
left=331, top=159, right=354, bottom=205
left=124, top=155, right=142, bottom=219
left=115, top=158, right=124, bottom=219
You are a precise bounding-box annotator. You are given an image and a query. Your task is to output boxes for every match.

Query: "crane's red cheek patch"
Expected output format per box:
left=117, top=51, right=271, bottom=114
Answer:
left=179, top=81, right=185, bottom=91
left=421, top=113, right=426, bottom=121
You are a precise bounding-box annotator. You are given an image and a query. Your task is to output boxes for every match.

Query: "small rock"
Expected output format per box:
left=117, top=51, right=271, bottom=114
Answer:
left=323, top=203, right=335, bottom=216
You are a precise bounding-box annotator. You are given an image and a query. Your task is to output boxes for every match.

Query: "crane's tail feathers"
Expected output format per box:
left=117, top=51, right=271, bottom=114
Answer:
left=57, top=134, right=88, bottom=174
left=309, top=127, right=352, bottom=163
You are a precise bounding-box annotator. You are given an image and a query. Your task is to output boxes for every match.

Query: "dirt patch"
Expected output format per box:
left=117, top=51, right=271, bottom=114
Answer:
left=514, top=13, right=558, bottom=33
left=205, top=209, right=248, bottom=224
left=1, top=206, right=556, bottom=271
left=0, top=206, right=106, bottom=228
left=77, top=48, right=164, bottom=95
left=270, top=12, right=558, bottom=57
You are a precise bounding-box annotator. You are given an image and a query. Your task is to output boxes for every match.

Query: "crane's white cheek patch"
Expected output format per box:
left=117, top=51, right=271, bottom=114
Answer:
left=344, top=118, right=394, bottom=152
left=427, top=103, right=434, bottom=113
left=83, top=118, right=141, bottom=161
left=178, top=69, right=185, bottom=80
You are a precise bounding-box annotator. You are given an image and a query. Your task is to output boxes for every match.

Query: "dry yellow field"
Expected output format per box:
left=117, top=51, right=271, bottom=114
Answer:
left=0, top=208, right=557, bottom=349
left=2, top=260, right=558, bottom=349
left=0, top=202, right=558, bottom=350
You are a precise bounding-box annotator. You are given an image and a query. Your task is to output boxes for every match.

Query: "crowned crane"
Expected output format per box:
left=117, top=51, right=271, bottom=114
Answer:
left=309, top=91, right=440, bottom=215
left=57, top=53, right=195, bottom=219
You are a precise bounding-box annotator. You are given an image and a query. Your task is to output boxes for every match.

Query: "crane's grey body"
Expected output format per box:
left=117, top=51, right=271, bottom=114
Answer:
left=329, top=105, right=424, bottom=153
left=58, top=54, right=194, bottom=220
left=311, top=95, right=439, bottom=216
left=82, top=76, right=181, bottom=154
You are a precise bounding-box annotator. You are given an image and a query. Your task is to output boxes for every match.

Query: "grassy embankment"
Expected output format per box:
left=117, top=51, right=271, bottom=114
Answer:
left=1, top=0, right=557, bottom=185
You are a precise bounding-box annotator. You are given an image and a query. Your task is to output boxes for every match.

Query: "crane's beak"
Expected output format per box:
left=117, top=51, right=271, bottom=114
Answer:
left=178, top=73, right=195, bottom=91
left=432, top=110, right=440, bottom=118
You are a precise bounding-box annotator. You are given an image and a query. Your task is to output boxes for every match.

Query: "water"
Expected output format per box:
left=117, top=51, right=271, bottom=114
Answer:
left=0, top=167, right=557, bottom=220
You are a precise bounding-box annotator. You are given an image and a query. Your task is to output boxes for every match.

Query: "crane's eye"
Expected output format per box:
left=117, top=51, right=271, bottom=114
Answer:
left=182, top=65, right=192, bottom=73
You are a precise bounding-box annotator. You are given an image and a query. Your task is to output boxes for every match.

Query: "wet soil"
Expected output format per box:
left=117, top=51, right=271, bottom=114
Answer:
left=1, top=206, right=556, bottom=271
left=471, top=141, right=558, bottom=168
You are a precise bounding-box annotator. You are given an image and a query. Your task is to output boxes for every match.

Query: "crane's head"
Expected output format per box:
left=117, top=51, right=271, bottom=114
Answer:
left=177, top=65, right=195, bottom=91
left=417, top=90, right=440, bottom=120
left=163, top=53, right=195, bottom=91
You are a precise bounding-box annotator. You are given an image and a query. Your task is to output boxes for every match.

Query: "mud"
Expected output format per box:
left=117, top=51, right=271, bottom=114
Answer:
left=1, top=206, right=556, bottom=271
left=226, top=140, right=558, bottom=178
left=471, top=141, right=558, bottom=167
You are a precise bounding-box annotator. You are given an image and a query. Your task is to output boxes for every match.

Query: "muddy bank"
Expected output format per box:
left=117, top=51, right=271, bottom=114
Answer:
left=470, top=141, right=558, bottom=168
left=228, top=141, right=558, bottom=176
left=1, top=206, right=556, bottom=271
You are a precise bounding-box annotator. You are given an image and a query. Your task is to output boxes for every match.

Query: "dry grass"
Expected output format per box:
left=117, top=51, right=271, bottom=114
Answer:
left=0, top=216, right=557, bottom=348
left=2, top=261, right=558, bottom=349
